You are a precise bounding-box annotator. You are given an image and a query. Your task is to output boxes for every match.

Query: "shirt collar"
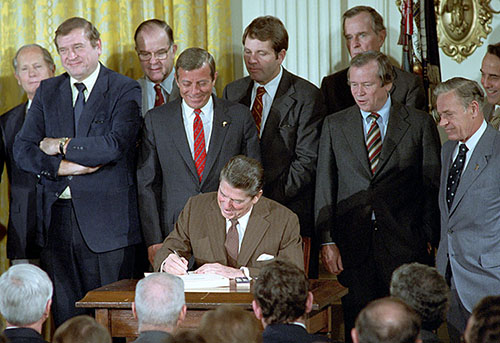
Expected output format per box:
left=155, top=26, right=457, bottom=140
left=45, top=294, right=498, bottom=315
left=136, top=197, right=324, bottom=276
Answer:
left=252, top=66, right=283, bottom=100
left=70, top=62, right=100, bottom=95
left=145, top=67, right=175, bottom=94
left=461, top=120, right=487, bottom=149
left=360, top=95, right=391, bottom=125
left=182, top=95, right=213, bottom=117
left=226, top=205, right=253, bottom=227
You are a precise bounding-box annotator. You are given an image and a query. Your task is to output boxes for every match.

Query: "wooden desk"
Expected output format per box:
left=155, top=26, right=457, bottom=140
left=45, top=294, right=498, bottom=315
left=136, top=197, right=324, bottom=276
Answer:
left=76, top=279, right=347, bottom=339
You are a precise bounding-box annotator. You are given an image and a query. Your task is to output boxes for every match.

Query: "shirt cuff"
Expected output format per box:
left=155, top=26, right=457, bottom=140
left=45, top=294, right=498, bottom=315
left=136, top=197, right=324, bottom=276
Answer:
left=240, top=266, right=251, bottom=279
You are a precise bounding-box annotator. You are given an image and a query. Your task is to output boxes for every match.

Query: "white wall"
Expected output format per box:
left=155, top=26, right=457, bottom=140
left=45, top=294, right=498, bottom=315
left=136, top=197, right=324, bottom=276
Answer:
left=231, top=0, right=500, bottom=88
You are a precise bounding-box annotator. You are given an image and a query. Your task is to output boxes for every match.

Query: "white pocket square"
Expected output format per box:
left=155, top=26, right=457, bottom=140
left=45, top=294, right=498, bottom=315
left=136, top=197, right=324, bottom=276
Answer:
left=257, top=253, right=275, bottom=261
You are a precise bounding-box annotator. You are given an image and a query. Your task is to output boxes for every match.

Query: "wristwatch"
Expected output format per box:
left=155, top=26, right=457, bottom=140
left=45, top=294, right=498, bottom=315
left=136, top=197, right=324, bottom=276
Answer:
left=59, top=137, right=69, bottom=156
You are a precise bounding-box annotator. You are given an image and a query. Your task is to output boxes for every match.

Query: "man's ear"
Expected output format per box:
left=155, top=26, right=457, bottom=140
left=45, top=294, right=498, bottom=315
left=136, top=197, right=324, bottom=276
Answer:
left=252, top=300, right=263, bottom=320
left=351, top=328, right=360, bottom=343
left=177, top=305, right=187, bottom=326
left=132, top=302, right=138, bottom=320
left=43, top=299, right=52, bottom=321
left=305, top=291, right=314, bottom=314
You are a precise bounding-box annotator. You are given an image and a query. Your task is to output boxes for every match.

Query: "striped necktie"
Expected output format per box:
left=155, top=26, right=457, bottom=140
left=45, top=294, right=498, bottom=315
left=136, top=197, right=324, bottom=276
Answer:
left=193, top=109, right=206, bottom=182
left=366, top=112, right=382, bottom=174
left=251, top=87, right=266, bottom=134
left=154, top=84, right=165, bottom=107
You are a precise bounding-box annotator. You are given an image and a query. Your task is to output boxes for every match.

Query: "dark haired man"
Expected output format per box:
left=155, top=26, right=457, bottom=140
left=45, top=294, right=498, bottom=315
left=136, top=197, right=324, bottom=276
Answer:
left=153, top=155, right=303, bottom=278
left=14, top=17, right=142, bottom=326
left=321, top=6, right=425, bottom=115
left=134, top=19, right=179, bottom=115
left=223, top=15, right=326, bottom=277
left=137, top=48, right=260, bottom=266
left=316, top=51, right=440, bottom=342
left=480, top=42, right=500, bottom=129
left=464, top=296, right=500, bottom=343
left=253, top=260, right=328, bottom=343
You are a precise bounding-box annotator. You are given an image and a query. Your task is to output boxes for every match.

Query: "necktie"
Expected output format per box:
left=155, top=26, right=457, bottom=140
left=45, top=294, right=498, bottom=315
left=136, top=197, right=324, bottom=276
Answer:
left=446, top=143, right=468, bottom=209
left=251, top=87, right=266, bottom=134
left=225, top=219, right=239, bottom=267
left=366, top=113, right=382, bottom=174
left=490, top=108, right=500, bottom=131
left=74, top=82, right=86, bottom=132
left=193, top=109, right=206, bottom=182
left=154, top=84, right=165, bottom=107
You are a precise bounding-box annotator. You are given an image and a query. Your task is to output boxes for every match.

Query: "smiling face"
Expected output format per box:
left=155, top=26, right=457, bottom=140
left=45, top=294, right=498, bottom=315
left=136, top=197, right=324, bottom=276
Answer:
left=15, top=46, right=55, bottom=100
left=349, top=60, right=392, bottom=113
left=135, top=25, right=177, bottom=83
left=437, top=90, right=483, bottom=142
left=217, top=179, right=262, bottom=220
left=56, top=28, right=101, bottom=81
left=480, top=52, right=500, bottom=106
left=243, top=37, right=285, bottom=85
left=344, top=12, right=386, bottom=58
left=176, top=62, right=216, bottom=109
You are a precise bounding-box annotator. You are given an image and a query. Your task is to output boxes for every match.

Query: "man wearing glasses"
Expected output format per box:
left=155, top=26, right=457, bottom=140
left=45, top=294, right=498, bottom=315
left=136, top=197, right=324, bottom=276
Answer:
left=135, top=19, right=179, bottom=116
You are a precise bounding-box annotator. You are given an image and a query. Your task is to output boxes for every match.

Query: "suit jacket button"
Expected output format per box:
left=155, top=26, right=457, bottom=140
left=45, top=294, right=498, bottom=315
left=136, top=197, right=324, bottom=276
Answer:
left=68, top=176, right=73, bottom=180
left=55, top=192, right=59, bottom=197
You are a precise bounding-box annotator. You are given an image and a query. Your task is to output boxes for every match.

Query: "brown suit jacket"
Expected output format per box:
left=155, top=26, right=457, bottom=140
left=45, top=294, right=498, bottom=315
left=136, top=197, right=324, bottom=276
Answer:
left=153, top=192, right=304, bottom=276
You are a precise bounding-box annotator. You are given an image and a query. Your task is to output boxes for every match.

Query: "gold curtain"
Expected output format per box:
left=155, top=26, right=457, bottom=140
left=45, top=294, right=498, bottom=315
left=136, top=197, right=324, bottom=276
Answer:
left=0, top=0, right=233, bottom=275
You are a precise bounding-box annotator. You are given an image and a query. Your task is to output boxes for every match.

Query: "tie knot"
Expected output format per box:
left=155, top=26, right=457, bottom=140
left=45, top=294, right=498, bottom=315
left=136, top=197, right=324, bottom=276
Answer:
left=74, top=82, right=86, bottom=92
left=369, top=112, right=380, bottom=121
left=459, top=143, right=468, bottom=154
left=194, top=109, right=202, bottom=116
left=230, top=219, right=238, bottom=227
left=154, top=83, right=161, bottom=90
left=256, top=87, right=266, bottom=97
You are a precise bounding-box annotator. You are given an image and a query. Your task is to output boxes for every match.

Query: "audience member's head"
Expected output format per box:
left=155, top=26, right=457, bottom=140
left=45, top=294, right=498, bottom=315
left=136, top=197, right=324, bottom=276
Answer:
left=464, top=296, right=500, bottom=343
left=352, top=297, right=421, bottom=343
left=172, top=330, right=207, bottom=343
left=0, top=333, right=7, bottom=343
left=480, top=43, right=500, bottom=106
left=52, top=315, right=111, bottom=343
left=198, top=305, right=262, bottom=343
left=132, top=273, right=186, bottom=333
left=0, top=264, right=53, bottom=331
left=242, top=15, right=287, bottom=85
left=13, top=44, right=55, bottom=100
left=252, top=260, right=311, bottom=327
left=435, top=77, right=485, bottom=142
left=135, top=19, right=177, bottom=84
left=390, top=262, right=450, bottom=331
left=343, top=6, right=386, bottom=58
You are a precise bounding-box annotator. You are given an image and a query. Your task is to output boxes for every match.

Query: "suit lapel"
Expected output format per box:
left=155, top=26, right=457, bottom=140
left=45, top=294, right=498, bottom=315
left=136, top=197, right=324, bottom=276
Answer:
left=389, top=66, right=399, bottom=98
left=376, top=102, right=410, bottom=175
left=341, top=108, right=372, bottom=176
left=449, top=127, right=495, bottom=214
left=57, top=75, right=76, bottom=137
left=76, top=65, right=107, bottom=137
left=440, top=142, right=455, bottom=217
left=206, top=199, right=228, bottom=264
left=202, top=96, right=230, bottom=185
left=238, top=200, right=271, bottom=266
left=263, top=69, right=295, bottom=134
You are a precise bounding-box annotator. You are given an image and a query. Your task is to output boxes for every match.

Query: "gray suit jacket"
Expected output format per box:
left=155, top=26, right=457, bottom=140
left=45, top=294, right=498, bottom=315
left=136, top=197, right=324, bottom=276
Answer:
left=315, top=101, right=441, bottom=285
left=153, top=192, right=304, bottom=277
left=137, top=96, right=261, bottom=247
left=223, top=68, right=326, bottom=236
left=436, top=124, right=500, bottom=312
left=137, top=76, right=180, bottom=116
left=320, top=66, right=426, bottom=115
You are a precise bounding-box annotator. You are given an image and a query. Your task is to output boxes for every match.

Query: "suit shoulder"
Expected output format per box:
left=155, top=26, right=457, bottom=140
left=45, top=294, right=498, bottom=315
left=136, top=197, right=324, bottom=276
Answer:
left=259, top=196, right=299, bottom=220
left=0, top=103, right=25, bottom=126
left=224, top=76, right=251, bottom=91
left=103, top=67, right=140, bottom=88
left=214, top=97, right=250, bottom=113
left=287, top=72, right=319, bottom=91
left=394, top=67, right=421, bottom=84
left=322, top=68, right=348, bottom=85
left=324, top=106, right=357, bottom=124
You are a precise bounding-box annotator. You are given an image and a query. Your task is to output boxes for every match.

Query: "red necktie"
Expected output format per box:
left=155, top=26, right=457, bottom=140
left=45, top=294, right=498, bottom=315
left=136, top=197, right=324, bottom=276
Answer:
left=251, top=87, right=266, bottom=134
left=366, top=113, right=382, bottom=174
left=224, top=219, right=239, bottom=267
left=193, top=109, right=206, bottom=182
left=154, top=84, right=165, bottom=107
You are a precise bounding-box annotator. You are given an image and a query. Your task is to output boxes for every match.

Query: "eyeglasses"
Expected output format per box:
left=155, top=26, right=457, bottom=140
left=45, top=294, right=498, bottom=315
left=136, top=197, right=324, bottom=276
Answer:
left=137, top=45, right=172, bottom=61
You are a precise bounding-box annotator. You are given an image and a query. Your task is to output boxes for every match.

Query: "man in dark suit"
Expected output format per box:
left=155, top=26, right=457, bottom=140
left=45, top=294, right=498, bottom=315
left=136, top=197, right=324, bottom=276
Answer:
left=0, top=44, right=55, bottom=264
left=253, top=260, right=329, bottom=343
left=320, top=6, right=425, bottom=115
left=13, top=17, right=142, bottom=326
left=0, top=264, right=52, bottom=343
left=137, top=47, right=260, bottom=266
left=315, top=51, right=441, bottom=342
left=223, top=16, right=325, bottom=277
left=434, top=78, right=500, bottom=341
left=154, top=155, right=303, bottom=278
left=134, top=19, right=180, bottom=116
left=132, top=273, right=186, bottom=343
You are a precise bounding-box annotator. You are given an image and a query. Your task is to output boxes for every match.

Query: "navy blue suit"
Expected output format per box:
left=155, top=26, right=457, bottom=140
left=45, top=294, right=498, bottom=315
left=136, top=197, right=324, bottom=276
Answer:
left=0, top=102, right=40, bottom=260
left=13, top=64, right=142, bottom=326
left=263, top=324, right=329, bottom=343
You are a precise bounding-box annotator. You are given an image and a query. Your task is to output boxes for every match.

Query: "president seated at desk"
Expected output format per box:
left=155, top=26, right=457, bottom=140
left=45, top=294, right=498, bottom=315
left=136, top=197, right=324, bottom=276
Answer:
left=153, top=155, right=304, bottom=278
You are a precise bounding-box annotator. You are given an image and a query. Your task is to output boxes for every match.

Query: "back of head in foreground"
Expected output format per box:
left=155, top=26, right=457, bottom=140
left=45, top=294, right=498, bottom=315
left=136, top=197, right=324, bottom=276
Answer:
left=252, top=260, right=311, bottom=326
left=465, top=296, right=500, bottom=343
left=390, top=262, right=450, bottom=331
left=352, top=297, right=421, bottom=343
left=0, top=264, right=53, bottom=328
left=198, top=304, right=262, bottom=343
left=133, top=273, right=186, bottom=332
left=52, top=315, right=111, bottom=343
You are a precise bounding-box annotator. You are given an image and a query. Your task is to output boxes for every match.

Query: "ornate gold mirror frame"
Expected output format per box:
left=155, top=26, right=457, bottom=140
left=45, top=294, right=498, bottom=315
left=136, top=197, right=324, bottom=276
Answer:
left=435, top=0, right=499, bottom=63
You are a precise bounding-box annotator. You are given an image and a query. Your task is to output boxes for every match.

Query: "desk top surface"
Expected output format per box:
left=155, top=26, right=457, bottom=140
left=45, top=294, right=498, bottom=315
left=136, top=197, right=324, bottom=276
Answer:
left=76, top=278, right=347, bottom=311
